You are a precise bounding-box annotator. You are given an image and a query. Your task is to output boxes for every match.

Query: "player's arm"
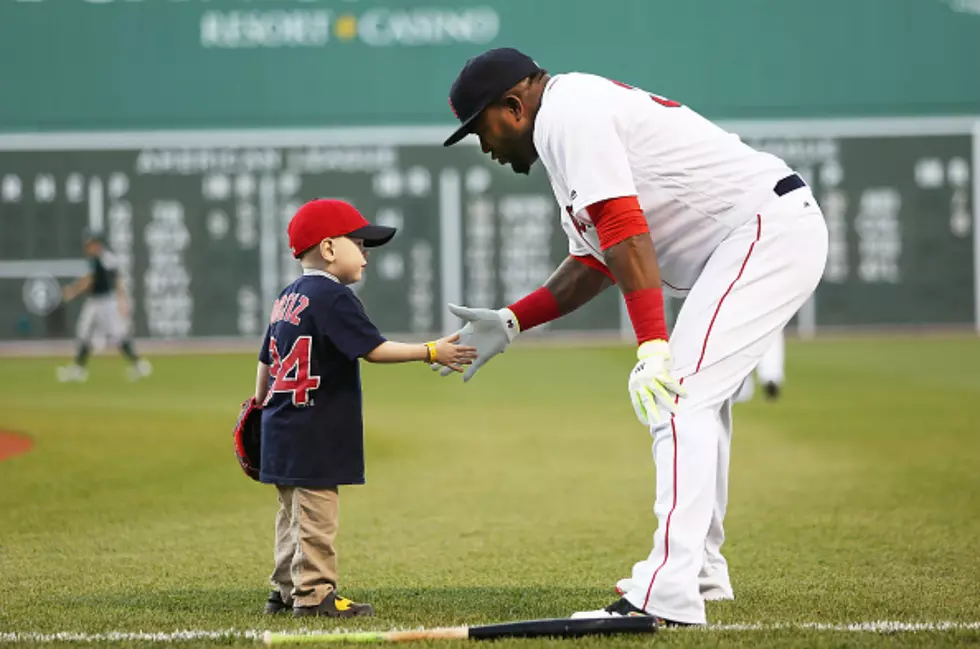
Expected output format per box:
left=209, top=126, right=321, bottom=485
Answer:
left=541, top=95, right=683, bottom=424
left=363, top=334, right=476, bottom=372
left=62, top=275, right=92, bottom=302
left=545, top=254, right=615, bottom=315
left=114, top=277, right=132, bottom=317
left=255, top=361, right=270, bottom=404
left=434, top=257, right=612, bottom=382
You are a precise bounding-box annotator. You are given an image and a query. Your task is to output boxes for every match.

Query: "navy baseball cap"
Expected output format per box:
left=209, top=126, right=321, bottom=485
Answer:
left=443, top=47, right=543, bottom=147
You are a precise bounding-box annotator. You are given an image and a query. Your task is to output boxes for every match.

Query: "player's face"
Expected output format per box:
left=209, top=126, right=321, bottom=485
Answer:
left=324, top=236, right=368, bottom=284
left=473, top=99, right=537, bottom=175
left=83, top=240, right=101, bottom=257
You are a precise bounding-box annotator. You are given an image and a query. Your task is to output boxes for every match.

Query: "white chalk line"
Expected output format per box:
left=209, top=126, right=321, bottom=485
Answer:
left=1, top=622, right=979, bottom=642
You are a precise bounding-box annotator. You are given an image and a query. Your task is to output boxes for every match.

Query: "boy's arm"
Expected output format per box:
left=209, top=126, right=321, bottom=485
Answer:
left=363, top=334, right=476, bottom=372
left=363, top=341, right=428, bottom=364
left=255, top=361, right=270, bottom=403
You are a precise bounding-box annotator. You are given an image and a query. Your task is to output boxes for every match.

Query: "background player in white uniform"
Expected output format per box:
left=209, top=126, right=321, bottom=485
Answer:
left=440, top=49, right=828, bottom=625
left=57, top=230, right=152, bottom=382
left=735, top=330, right=786, bottom=402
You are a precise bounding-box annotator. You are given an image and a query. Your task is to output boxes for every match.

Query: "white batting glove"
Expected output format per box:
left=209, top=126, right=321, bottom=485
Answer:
left=432, top=304, right=519, bottom=382
left=628, top=340, right=687, bottom=427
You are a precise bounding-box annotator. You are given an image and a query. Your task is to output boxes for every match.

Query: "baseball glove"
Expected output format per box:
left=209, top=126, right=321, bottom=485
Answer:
left=233, top=397, right=262, bottom=481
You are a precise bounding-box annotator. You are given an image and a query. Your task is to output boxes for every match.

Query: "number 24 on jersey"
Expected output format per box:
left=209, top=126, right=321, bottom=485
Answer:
left=263, top=336, right=321, bottom=406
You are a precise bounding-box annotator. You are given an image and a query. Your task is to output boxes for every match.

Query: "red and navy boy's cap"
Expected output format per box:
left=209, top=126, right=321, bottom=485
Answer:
left=287, top=199, right=396, bottom=258
left=443, top=47, right=542, bottom=147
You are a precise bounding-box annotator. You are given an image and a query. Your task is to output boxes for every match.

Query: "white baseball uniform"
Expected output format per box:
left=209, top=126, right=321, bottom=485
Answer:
left=735, top=330, right=787, bottom=402
left=76, top=252, right=128, bottom=345
left=533, top=73, right=828, bottom=624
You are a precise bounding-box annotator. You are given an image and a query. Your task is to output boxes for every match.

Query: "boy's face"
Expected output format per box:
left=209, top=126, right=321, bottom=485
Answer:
left=321, top=236, right=367, bottom=284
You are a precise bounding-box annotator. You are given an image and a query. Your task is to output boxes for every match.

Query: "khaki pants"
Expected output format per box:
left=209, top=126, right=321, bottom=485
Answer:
left=271, top=486, right=339, bottom=607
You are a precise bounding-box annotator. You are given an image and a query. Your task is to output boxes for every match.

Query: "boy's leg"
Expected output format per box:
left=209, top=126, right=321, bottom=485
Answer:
left=290, top=487, right=374, bottom=618
left=269, top=486, right=296, bottom=610
left=289, top=487, right=340, bottom=607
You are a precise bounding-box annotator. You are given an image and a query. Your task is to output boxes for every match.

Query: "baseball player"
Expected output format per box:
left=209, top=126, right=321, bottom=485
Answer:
left=57, top=230, right=152, bottom=382
left=735, top=329, right=786, bottom=402
left=440, top=48, right=828, bottom=626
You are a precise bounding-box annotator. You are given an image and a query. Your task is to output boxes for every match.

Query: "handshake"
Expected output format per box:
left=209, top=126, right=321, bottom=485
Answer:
left=430, top=304, right=520, bottom=382
left=431, top=303, right=686, bottom=428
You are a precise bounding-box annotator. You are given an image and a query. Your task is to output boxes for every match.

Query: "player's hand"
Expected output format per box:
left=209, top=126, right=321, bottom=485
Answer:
left=628, top=340, right=687, bottom=427
left=431, top=304, right=520, bottom=382
left=118, top=299, right=131, bottom=319
left=430, top=332, right=478, bottom=374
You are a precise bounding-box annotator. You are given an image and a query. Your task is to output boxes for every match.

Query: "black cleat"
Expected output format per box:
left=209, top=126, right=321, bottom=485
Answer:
left=763, top=381, right=781, bottom=401
left=264, top=591, right=292, bottom=615
left=571, top=597, right=696, bottom=627
left=292, top=591, right=375, bottom=618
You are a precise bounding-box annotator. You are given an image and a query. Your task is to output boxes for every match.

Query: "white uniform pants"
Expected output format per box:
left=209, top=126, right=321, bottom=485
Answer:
left=735, top=330, right=786, bottom=402
left=76, top=295, right=128, bottom=345
left=622, top=188, right=828, bottom=624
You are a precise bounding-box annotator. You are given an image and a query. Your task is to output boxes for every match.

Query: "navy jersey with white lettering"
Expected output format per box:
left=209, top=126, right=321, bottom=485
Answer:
left=258, top=270, right=386, bottom=488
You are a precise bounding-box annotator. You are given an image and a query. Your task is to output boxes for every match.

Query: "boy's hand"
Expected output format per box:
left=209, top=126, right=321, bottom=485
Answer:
left=430, top=332, right=477, bottom=373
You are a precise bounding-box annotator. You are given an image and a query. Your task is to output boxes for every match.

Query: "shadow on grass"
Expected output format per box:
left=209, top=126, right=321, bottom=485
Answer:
left=54, top=585, right=613, bottom=627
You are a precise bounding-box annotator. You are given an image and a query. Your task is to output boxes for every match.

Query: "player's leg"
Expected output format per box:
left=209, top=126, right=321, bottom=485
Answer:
left=615, top=399, right=735, bottom=602
left=102, top=298, right=152, bottom=380
left=617, top=194, right=828, bottom=624
left=267, top=486, right=296, bottom=614
left=699, top=395, right=734, bottom=601
left=57, top=299, right=96, bottom=382
left=734, top=373, right=755, bottom=403
left=756, top=328, right=786, bottom=399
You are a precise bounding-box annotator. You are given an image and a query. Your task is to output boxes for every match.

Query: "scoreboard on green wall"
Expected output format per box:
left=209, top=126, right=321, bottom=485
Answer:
left=0, top=116, right=977, bottom=342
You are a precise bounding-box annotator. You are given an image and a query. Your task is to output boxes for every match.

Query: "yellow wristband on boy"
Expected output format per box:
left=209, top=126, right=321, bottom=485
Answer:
left=425, top=341, right=438, bottom=364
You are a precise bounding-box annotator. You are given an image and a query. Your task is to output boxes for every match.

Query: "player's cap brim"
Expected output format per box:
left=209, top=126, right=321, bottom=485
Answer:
left=348, top=224, right=397, bottom=248
left=443, top=110, right=482, bottom=147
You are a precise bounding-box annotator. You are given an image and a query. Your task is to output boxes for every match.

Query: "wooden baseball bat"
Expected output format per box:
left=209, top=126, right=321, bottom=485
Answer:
left=263, top=616, right=659, bottom=644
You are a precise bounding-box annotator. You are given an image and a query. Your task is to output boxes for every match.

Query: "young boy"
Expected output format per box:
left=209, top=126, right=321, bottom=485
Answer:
left=255, top=199, right=476, bottom=618
left=57, top=229, right=152, bottom=383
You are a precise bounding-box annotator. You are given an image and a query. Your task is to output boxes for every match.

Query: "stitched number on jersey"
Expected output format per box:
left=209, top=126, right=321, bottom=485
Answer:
left=609, top=79, right=681, bottom=108
left=265, top=335, right=321, bottom=406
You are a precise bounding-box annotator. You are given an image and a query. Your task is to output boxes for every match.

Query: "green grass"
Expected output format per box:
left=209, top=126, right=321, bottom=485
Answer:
left=1, top=337, right=979, bottom=648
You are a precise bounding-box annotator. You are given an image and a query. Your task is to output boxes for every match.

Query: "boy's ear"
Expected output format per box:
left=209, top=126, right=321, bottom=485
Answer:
left=318, top=238, right=334, bottom=261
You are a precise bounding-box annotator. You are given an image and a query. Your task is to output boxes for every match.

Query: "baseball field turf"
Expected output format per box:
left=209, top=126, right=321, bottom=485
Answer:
left=1, top=336, right=978, bottom=648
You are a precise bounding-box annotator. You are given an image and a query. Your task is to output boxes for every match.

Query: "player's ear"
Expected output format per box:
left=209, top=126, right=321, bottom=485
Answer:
left=502, top=94, right=523, bottom=120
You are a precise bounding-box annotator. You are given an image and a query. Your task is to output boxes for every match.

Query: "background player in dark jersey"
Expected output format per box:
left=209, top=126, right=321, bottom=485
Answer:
left=57, top=230, right=152, bottom=383
left=255, top=199, right=476, bottom=618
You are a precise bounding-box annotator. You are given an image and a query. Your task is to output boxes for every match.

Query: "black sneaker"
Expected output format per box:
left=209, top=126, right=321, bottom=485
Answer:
left=292, top=591, right=375, bottom=618
left=763, top=381, right=781, bottom=400
left=571, top=597, right=695, bottom=627
left=264, top=591, right=292, bottom=615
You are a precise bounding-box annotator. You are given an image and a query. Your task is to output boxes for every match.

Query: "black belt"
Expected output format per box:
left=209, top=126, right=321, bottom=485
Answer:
left=774, top=173, right=806, bottom=196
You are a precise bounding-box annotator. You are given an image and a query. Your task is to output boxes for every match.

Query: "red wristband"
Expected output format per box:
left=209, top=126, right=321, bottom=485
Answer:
left=508, top=287, right=561, bottom=332
left=624, top=287, right=668, bottom=344
left=586, top=197, right=649, bottom=251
